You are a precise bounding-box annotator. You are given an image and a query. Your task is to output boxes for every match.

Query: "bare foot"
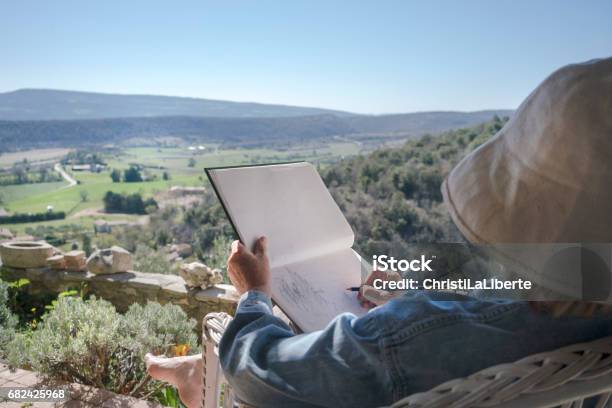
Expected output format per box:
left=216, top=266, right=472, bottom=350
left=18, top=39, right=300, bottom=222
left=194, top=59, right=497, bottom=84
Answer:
left=145, top=353, right=203, bottom=408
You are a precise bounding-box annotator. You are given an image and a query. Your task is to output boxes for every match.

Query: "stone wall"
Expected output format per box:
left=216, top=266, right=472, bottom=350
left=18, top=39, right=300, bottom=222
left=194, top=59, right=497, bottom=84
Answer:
left=0, top=266, right=239, bottom=330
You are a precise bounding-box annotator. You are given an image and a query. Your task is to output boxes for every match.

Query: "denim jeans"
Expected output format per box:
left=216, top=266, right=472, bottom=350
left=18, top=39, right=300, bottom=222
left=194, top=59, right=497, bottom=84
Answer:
left=219, top=291, right=612, bottom=407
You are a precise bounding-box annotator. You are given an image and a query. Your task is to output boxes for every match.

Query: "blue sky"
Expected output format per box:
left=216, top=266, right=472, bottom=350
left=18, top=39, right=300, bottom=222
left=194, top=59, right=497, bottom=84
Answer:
left=1, top=0, right=611, bottom=114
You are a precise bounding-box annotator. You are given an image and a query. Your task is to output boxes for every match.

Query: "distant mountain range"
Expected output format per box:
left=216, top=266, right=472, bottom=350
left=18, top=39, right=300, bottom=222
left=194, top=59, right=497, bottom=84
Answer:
left=0, top=89, right=513, bottom=151
left=0, top=89, right=353, bottom=120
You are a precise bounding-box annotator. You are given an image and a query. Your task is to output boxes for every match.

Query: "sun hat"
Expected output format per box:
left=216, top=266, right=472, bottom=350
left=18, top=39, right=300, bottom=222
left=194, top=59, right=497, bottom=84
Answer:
left=442, top=57, right=612, bottom=244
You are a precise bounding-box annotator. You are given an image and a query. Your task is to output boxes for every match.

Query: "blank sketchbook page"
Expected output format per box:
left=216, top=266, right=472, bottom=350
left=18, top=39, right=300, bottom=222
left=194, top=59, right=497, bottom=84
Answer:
left=207, top=162, right=354, bottom=268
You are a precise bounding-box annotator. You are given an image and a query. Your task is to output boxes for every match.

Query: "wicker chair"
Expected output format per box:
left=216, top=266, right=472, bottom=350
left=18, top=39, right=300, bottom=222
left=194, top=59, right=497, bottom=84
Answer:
left=201, top=312, right=612, bottom=408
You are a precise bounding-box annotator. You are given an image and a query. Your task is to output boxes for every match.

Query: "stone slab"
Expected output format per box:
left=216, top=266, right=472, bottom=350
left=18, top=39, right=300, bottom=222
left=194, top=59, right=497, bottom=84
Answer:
left=64, top=251, right=87, bottom=272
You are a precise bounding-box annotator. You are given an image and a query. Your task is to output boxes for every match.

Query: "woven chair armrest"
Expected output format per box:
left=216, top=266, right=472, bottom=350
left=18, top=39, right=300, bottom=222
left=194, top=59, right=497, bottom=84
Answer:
left=203, top=312, right=233, bottom=347
left=202, top=312, right=234, bottom=408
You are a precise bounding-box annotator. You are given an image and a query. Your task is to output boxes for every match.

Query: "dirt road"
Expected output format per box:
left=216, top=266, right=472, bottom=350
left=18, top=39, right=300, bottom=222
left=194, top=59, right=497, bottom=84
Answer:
left=54, top=163, right=77, bottom=189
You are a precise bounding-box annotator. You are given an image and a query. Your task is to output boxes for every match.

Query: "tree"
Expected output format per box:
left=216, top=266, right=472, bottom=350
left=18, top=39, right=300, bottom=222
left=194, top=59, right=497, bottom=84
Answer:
left=103, top=191, right=124, bottom=213
left=38, top=167, right=48, bottom=182
left=103, top=191, right=156, bottom=215
left=162, top=171, right=170, bottom=181
left=79, top=189, right=89, bottom=202
left=155, top=229, right=170, bottom=246
left=123, top=166, right=143, bottom=183
left=82, top=235, right=92, bottom=256
left=110, top=169, right=121, bottom=183
left=12, top=166, right=28, bottom=184
left=143, top=198, right=159, bottom=214
left=125, top=194, right=145, bottom=214
left=421, top=152, right=434, bottom=166
left=188, top=158, right=196, bottom=168
left=392, top=167, right=418, bottom=199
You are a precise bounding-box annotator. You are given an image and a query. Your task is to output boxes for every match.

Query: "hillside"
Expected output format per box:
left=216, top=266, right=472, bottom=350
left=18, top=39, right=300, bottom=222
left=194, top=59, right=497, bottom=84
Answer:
left=345, top=110, right=510, bottom=135
left=0, top=111, right=512, bottom=151
left=0, top=89, right=354, bottom=120
left=0, top=115, right=353, bottom=150
left=0, top=88, right=512, bottom=151
left=321, top=116, right=509, bottom=257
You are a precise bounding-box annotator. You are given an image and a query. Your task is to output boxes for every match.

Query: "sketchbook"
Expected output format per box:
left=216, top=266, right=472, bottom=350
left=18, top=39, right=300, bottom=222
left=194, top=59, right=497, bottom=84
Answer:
left=206, top=162, right=368, bottom=332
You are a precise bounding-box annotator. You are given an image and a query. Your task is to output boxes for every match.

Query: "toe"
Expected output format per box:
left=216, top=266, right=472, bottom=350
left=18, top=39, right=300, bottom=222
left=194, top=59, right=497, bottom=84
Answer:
left=145, top=354, right=179, bottom=385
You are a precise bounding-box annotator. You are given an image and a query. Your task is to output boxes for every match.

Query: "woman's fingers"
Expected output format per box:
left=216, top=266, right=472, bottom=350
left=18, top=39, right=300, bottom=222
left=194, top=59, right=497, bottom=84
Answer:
left=253, top=236, right=267, bottom=257
left=364, top=269, right=403, bottom=286
left=361, top=285, right=396, bottom=306
left=358, top=269, right=405, bottom=309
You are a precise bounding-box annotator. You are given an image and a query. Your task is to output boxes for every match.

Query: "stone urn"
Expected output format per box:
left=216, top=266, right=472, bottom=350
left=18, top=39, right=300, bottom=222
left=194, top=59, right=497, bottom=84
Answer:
left=0, top=241, right=54, bottom=269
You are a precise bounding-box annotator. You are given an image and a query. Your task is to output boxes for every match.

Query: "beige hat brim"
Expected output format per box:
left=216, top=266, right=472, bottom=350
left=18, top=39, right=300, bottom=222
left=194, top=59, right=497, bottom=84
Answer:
left=444, top=58, right=612, bottom=244
left=442, top=130, right=612, bottom=244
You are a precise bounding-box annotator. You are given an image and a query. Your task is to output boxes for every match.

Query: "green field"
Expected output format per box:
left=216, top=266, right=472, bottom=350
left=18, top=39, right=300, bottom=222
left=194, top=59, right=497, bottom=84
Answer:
left=1, top=181, right=69, bottom=203
left=4, top=173, right=198, bottom=214
left=0, top=142, right=361, bottom=234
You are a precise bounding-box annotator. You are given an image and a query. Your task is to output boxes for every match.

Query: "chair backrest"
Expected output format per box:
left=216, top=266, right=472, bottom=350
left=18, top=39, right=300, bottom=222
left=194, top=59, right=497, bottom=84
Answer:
left=391, top=336, right=612, bottom=408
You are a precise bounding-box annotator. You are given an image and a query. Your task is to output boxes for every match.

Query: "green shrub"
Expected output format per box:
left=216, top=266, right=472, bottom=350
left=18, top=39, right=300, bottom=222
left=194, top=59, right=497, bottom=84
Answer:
left=0, top=280, right=17, bottom=355
left=133, top=245, right=178, bottom=275
left=122, top=301, right=198, bottom=356
left=0, top=211, right=66, bottom=224
left=9, top=296, right=197, bottom=398
left=103, top=191, right=158, bottom=214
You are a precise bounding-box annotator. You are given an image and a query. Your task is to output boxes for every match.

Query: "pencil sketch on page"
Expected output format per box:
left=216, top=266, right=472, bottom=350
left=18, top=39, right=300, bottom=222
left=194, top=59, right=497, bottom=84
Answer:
left=270, top=249, right=366, bottom=332
left=274, top=268, right=330, bottom=312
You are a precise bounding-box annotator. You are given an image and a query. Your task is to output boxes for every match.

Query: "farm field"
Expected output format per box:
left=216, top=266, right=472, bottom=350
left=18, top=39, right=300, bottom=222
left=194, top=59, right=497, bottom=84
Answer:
left=1, top=181, right=69, bottom=203
left=6, top=213, right=143, bottom=236
left=108, top=142, right=359, bottom=171
left=0, top=141, right=362, bottom=234
left=0, top=148, right=71, bottom=168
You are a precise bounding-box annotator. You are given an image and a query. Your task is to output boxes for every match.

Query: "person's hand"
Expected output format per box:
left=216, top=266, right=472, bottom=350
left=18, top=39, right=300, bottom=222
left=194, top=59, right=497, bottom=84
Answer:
left=227, top=236, right=271, bottom=296
left=357, top=269, right=403, bottom=310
